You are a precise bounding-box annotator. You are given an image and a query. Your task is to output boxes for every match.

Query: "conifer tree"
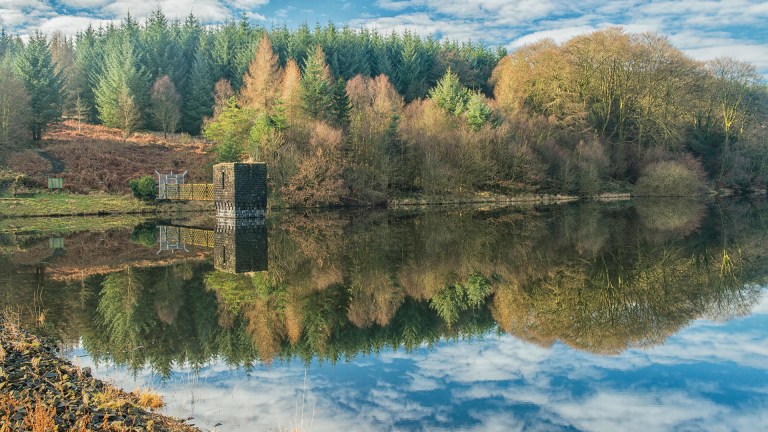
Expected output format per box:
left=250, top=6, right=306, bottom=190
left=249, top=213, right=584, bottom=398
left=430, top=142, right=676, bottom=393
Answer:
left=73, top=26, right=102, bottom=122
left=178, top=13, right=203, bottom=95
left=281, top=59, right=302, bottom=121
left=240, top=33, right=282, bottom=112
left=397, top=34, right=427, bottom=101
left=300, top=46, right=333, bottom=121
left=95, top=37, right=148, bottom=131
left=330, top=77, right=351, bottom=129
left=371, top=33, right=393, bottom=78
left=181, top=53, right=214, bottom=134
left=211, top=19, right=253, bottom=89
left=15, top=32, right=63, bottom=141
left=142, top=9, right=182, bottom=84
left=288, top=23, right=312, bottom=66
left=203, top=97, right=249, bottom=162
left=429, top=68, right=470, bottom=116
left=465, top=92, right=493, bottom=130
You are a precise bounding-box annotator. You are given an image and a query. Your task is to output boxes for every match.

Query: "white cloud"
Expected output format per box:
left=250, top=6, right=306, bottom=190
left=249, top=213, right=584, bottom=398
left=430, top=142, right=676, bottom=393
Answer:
left=1, top=0, right=270, bottom=35
left=376, top=0, right=416, bottom=11
left=100, top=0, right=228, bottom=22
left=357, top=0, right=768, bottom=75
left=58, top=0, right=113, bottom=8
left=36, top=16, right=117, bottom=34
left=228, top=0, right=269, bottom=8
left=508, top=25, right=598, bottom=49
left=0, top=8, right=28, bottom=27
left=753, top=293, right=768, bottom=314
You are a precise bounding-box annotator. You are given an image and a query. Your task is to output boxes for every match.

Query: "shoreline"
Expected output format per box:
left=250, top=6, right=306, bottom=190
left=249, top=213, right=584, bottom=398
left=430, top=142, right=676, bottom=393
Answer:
left=1, top=189, right=764, bottom=219
left=0, top=319, right=200, bottom=431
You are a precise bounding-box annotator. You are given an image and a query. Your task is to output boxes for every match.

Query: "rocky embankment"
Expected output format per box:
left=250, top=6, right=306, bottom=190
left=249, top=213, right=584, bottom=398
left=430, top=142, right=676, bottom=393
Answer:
left=0, top=320, right=200, bottom=431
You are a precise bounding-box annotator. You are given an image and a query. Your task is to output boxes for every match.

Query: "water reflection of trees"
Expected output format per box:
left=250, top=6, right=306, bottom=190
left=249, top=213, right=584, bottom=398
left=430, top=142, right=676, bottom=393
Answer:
left=25, top=201, right=768, bottom=373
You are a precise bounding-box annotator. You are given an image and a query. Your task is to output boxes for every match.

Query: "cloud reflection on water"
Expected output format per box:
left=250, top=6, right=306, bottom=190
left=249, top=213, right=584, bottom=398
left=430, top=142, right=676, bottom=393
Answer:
left=72, top=294, right=768, bottom=431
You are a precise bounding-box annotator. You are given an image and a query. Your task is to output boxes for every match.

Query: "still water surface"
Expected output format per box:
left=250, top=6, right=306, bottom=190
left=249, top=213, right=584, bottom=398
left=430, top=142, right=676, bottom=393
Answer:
left=2, top=199, right=767, bottom=431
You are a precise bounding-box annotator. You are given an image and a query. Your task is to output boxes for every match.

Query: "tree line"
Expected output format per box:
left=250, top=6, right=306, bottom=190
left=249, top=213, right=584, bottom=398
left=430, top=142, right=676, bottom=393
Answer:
left=0, top=14, right=766, bottom=202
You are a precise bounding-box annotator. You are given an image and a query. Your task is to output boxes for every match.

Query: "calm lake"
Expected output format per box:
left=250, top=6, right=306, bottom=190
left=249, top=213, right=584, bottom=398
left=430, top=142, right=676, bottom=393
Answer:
left=2, top=199, right=767, bottom=431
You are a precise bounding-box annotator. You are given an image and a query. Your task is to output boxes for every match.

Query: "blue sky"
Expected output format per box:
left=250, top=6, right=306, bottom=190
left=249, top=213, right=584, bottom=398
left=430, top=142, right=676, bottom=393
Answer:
left=1, top=0, right=767, bottom=72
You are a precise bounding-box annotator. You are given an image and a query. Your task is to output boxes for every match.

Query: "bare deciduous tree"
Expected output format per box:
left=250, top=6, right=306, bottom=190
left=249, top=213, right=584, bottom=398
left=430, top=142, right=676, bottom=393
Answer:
left=117, top=86, right=141, bottom=141
left=150, top=75, right=181, bottom=139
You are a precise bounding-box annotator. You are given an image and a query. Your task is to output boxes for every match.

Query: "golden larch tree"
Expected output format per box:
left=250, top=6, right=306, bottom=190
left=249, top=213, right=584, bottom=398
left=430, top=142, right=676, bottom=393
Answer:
left=239, top=33, right=283, bottom=113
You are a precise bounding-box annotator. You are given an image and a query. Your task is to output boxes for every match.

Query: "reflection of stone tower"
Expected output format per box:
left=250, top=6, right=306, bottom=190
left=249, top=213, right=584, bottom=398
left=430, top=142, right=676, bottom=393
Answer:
left=214, top=162, right=267, bottom=219
left=214, top=219, right=268, bottom=273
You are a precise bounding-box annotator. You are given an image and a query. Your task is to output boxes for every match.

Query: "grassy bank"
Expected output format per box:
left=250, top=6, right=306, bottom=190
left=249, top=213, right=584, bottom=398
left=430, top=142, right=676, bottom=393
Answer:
left=0, top=215, right=147, bottom=234
left=0, top=193, right=211, bottom=218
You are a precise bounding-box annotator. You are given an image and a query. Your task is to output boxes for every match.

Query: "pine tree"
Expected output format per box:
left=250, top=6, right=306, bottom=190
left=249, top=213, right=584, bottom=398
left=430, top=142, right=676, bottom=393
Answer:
left=300, top=46, right=333, bottom=121
left=142, top=9, right=182, bottom=84
left=397, top=34, right=426, bottom=101
left=202, top=97, right=249, bottom=162
left=95, top=37, right=148, bottom=130
left=429, top=68, right=470, bottom=116
left=177, top=13, right=203, bottom=106
left=0, top=29, right=9, bottom=58
left=240, top=33, right=282, bottom=112
left=371, top=33, right=393, bottom=78
left=73, top=26, right=102, bottom=122
left=211, top=19, right=254, bottom=89
left=15, top=32, right=63, bottom=141
left=330, top=78, right=351, bottom=129
left=270, top=98, right=288, bottom=131
left=336, top=27, right=371, bottom=79
left=0, top=29, right=23, bottom=58
left=465, top=92, right=493, bottom=130
left=288, top=23, right=312, bottom=66
left=180, top=52, right=214, bottom=134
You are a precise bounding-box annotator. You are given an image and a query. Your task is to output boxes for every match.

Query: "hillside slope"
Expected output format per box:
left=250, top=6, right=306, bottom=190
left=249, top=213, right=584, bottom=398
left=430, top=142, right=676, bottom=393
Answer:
left=4, top=121, right=215, bottom=194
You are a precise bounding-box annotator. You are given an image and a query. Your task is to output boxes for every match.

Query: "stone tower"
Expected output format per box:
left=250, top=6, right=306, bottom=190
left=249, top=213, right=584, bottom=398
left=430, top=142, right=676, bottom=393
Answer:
left=213, top=162, right=267, bottom=219
left=213, top=219, right=268, bottom=273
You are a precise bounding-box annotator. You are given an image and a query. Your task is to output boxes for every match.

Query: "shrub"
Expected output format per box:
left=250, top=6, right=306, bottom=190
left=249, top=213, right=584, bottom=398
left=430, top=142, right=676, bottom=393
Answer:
left=636, top=198, right=706, bottom=237
left=634, top=159, right=706, bottom=197
left=129, top=176, right=157, bottom=201
left=281, top=122, right=345, bottom=206
left=130, top=222, right=157, bottom=247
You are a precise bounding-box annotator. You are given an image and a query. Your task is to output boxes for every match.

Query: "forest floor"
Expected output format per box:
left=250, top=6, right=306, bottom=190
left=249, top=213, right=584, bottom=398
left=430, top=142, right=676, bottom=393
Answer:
left=0, top=318, right=200, bottom=431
